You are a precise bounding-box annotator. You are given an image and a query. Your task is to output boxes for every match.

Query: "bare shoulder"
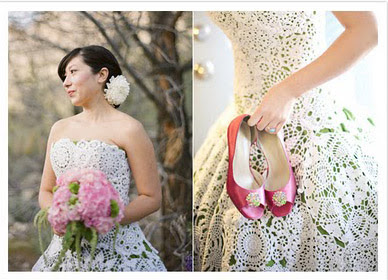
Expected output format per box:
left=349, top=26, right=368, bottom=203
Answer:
left=49, top=115, right=78, bottom=141
left=116, top=112, right=144, bottom=130
left=116, top=112, right=145, bottom=134
left=113, top=113, right=150, bottom=148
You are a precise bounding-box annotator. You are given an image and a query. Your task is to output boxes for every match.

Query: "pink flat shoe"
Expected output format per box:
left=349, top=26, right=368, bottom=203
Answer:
left=257, top=130, right=296, bottom=217
left=227, top=114, right=266, bottom=220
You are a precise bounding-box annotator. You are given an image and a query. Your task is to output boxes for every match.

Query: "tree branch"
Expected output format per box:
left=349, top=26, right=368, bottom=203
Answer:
left=115, top=11, right=161, bottom=65
left=179, top=60, right=192, bottom=74
left=80, top=11, right=167, bottom=112
left=10, top=26, right=70, bottom=53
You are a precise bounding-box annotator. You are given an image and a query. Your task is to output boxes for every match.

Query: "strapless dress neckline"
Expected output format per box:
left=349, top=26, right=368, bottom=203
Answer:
left=52, top=138, right=126, bottom=154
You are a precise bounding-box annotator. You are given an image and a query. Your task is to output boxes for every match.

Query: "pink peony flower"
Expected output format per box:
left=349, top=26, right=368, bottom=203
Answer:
left=93, top=217, right=115, bottom=234
left=48, top=185, right=73, bottom=235
left=49, top=168, right=125, bottom=236
left=37, top=168, right=126, bottom=271
left=67, top=206, right=81, bottom=221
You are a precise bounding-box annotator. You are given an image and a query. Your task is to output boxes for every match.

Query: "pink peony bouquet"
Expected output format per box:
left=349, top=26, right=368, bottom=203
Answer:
left=34, top=168, right=125, bottom=271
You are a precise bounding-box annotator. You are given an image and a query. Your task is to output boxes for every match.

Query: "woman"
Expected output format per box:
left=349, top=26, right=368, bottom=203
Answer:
left=32, top=45, right=166, bottom=271
left=194, top=11, right=378, bottom=271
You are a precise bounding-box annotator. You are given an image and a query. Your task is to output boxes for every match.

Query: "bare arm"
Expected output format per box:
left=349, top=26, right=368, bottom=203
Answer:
left=248, top=11, right=378, bottom=131
left=283, top=11, right=378, bottom=97
left=119, top=121, right=162, bottom=225
left=38, top=122, right=61, bottom=210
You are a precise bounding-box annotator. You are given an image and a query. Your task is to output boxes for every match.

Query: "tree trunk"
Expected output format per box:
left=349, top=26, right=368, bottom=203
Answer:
left=149, top=11, right=192, bottom=271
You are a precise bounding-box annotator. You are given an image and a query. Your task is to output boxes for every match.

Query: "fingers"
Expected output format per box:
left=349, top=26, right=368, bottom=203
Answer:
left=276, top=121, right=284, bottom=133
left=264, top=121, right=284, bottom=134
left=256, top=115, right=270, bottom=131
left=53, top=228, right=64, bottom=237
left=247, top=110, right=262, bottom=126
left=247, top=107, right=285, bottom=134
left=265, top=119, right=279, bottom=134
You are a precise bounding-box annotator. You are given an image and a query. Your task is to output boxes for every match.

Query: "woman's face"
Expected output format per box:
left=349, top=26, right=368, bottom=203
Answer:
left=62, top=56, right=105, bottom=106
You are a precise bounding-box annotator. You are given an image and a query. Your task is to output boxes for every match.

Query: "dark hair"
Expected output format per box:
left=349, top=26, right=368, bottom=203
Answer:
left=57, top=45, right=123, bottom=108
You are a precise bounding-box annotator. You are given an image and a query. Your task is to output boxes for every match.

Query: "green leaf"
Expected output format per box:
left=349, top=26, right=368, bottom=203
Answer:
left=110, top=200, right=119, bottom=218
left=82, top=226, right=93, bottom=242
left=68, top=182, right=80, bottom=194
left=69, top=195, right=78, bottom=205
left=64, top=222, right=74, bottom=243
left=266, top=259, right=275, bottom=267
left=367, top=117, right=375, bottom=126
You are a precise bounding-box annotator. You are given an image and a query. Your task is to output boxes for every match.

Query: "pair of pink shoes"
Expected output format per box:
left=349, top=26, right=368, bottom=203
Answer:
left=226, top=114, right=296, bottom=219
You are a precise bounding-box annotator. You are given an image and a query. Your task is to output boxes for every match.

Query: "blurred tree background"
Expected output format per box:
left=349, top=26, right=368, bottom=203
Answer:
left=8, top=11, right=192, bottom=271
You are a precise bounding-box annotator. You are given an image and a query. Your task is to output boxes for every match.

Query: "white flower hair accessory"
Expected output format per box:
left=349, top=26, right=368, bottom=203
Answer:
left=103, top=75, right=130, bottom=106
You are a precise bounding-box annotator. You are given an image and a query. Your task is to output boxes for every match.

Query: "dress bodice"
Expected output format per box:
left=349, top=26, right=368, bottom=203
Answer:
left=50, top=138, right=131, bottom=205
left=32, top=138, right=166, bottom=271
left=208, top=11, right=328, bottom=113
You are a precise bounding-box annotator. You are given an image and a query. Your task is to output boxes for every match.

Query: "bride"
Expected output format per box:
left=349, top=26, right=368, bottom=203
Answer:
left=32, top=45, right=166, bottom=271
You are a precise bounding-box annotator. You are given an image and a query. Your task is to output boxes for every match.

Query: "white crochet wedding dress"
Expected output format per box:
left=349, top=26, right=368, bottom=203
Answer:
left=194, top=11, right=378, bottom=271
left=32, top=138, right=167, bottom=272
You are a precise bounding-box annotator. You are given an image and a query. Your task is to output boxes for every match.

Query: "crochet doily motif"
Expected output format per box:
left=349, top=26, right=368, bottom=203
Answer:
left=194, top=11, right=378, bottom=272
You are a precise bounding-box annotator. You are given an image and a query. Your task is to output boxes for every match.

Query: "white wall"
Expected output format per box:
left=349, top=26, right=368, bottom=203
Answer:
left=193, top=12, right=234, bottom=155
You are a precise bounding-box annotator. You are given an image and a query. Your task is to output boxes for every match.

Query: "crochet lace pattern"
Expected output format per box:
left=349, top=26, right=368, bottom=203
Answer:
left=32, top=138, right=166, bottom=271
left=194, top=11, right=378, bottom=271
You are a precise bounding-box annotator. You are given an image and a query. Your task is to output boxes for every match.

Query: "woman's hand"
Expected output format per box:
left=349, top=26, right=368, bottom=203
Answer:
left=246, top=11, right=377, bottom=134
left=52, top=227, right=64, bottom=237
left=247, top=83, right=297, bottom=134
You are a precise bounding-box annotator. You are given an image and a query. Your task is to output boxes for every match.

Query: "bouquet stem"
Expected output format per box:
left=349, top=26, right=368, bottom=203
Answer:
left=52, top=235, right=75, bottom=271
left=33, top=207, right=50, bottom=266
left=88, top=228, right=98, bottom=271
left=113, top=222, right=120, bottom=252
